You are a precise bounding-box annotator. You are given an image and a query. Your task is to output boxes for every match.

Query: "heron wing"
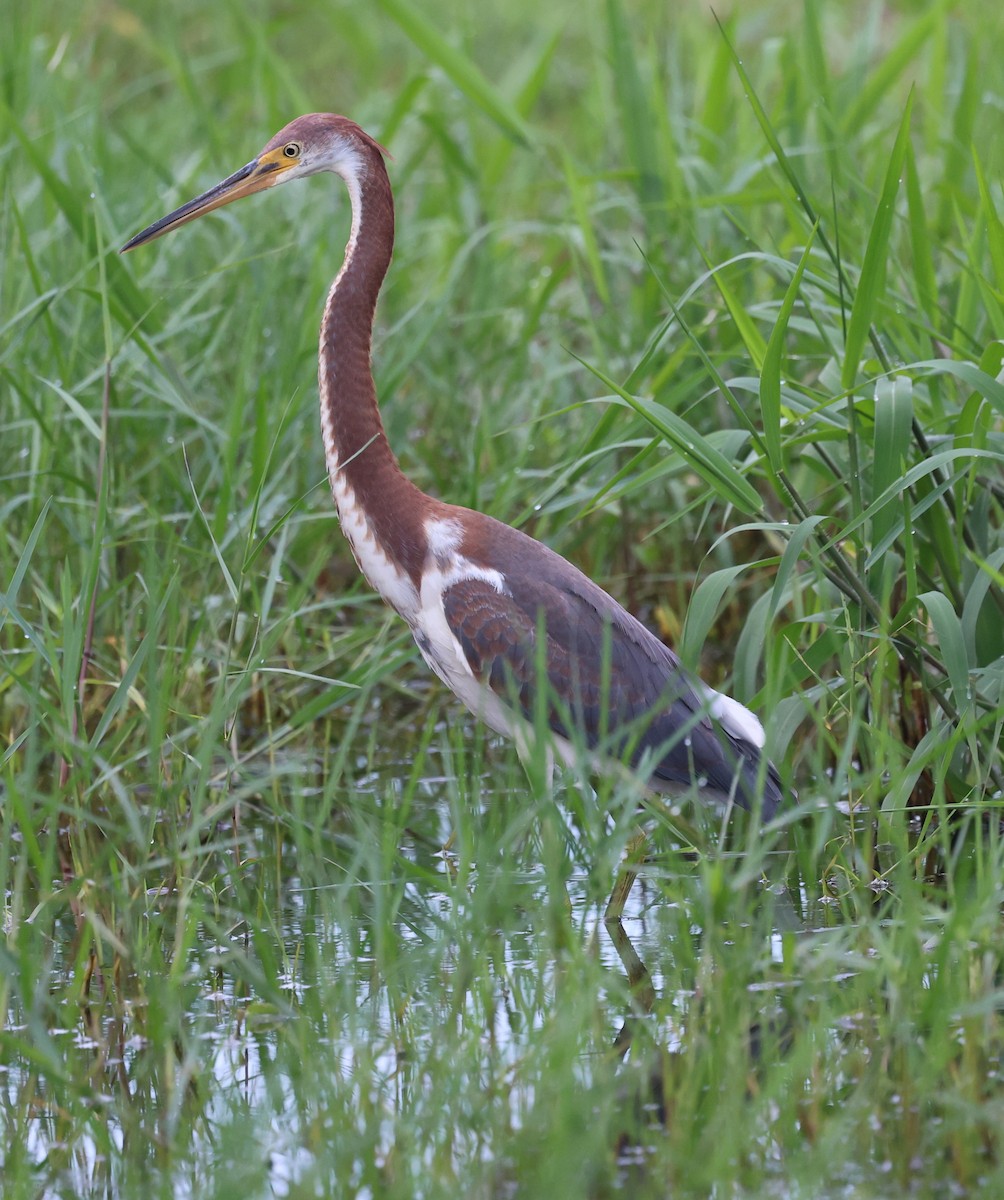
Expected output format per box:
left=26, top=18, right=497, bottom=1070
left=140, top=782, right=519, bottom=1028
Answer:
left=441, top=568, right=748, bottom=799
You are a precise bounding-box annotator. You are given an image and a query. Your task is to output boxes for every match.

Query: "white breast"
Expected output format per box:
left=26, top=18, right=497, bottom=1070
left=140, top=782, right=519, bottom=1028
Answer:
left=410, top=517, right=519, bottom=738
left=329, top=474, right=420, bottom=620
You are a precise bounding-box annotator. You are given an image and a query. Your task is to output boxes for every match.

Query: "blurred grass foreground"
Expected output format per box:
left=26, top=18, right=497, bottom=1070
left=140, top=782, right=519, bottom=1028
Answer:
left=2, top=0, right=1004, bottom=1196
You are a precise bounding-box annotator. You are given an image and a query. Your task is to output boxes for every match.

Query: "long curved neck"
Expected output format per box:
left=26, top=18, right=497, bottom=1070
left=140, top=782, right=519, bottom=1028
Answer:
left=319, top=144, right=429, bottom=590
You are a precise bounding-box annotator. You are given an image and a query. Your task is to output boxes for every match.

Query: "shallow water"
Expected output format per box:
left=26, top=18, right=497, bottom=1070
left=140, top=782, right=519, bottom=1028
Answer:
left=2, top=736, right=994, bottom=1199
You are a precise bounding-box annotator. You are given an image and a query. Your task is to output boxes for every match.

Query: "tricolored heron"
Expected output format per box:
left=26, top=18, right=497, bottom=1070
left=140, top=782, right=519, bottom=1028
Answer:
left=123, top=114, right=784, bottom=911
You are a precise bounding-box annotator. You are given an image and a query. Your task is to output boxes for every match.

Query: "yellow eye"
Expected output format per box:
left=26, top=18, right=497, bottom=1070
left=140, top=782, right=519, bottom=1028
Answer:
left=283, top=142, right=301, bottom=159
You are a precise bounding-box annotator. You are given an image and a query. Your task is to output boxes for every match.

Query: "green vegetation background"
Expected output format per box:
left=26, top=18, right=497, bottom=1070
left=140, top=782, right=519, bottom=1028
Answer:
left=2, top=0, right=1003, bottom=1196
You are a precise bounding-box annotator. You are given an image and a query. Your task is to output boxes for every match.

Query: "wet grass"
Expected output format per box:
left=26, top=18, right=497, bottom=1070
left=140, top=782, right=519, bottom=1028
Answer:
left=3, top=0, right=1004, bottom=1195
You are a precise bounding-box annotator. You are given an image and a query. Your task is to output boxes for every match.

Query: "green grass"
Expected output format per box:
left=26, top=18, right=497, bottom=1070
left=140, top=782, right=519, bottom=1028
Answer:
left=3, top=0, right=1004, bottom=1195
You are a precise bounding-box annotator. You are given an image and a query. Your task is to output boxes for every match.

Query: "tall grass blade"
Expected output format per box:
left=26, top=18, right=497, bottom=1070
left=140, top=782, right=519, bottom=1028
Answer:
left=561, top=151, right=611, bottom=306
left=844, top=448, right=1000, bottom=560
left=714, top=16, right=829, bottom=260
left=870, top=375, right=914, bottom=565
left=841, top=93, right=914, bottom=391
left=768, top=516, right=824, bottom=621
left=4, top=100, right=153, bottom=334
left=961, top=549, right=1004, bottom=664
left=759, top=232, right=816, bottom=471
left=606, top=0, right=661, bottom=207
left=680, top=564, right=748, bottom=667
left=375, top=0, right=536, bottom=146
left=973, top=149, right=1004, bottom=291
left=841, top=1, right=947, bottom=133
left=577, top=357, right=764, bottom=514
left=1, top=498, right=52, bottom=664
left=904, top=139, right=939, bottom=326
left=705, top=252, right=767, bottom=373
left=89, top=587, right=176, bottom=748
left=919, top=590, right=972, bottom=715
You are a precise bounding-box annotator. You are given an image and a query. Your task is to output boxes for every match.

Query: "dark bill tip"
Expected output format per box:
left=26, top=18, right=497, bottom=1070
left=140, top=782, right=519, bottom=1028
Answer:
left=120, top=158, right=268, bottom=253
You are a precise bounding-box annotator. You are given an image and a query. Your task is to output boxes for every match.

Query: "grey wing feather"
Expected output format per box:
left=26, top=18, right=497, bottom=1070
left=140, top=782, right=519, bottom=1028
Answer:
left=441, top=557, right=782, bottom=817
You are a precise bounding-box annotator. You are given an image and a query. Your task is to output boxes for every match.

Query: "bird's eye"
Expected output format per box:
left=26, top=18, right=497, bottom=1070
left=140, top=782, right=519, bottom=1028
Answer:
left=283, top=142, right=301, bottom=159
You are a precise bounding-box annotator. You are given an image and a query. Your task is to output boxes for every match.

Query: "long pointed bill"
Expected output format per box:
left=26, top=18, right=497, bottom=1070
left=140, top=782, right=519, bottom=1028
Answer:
left=121, top=157, right=283, bottom=252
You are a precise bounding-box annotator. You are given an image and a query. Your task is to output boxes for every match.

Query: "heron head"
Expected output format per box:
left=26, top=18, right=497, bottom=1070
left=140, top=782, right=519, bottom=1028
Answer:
left=121, top=114, right=380, bottom=252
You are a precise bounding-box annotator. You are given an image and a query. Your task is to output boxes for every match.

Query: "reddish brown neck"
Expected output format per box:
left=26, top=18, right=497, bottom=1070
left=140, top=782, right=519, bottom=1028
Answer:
left=319, top=141, right=430, bottom=585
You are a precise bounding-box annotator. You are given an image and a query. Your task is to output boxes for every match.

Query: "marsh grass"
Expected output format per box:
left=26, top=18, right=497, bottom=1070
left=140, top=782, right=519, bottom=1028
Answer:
left=2, top=0, right=1004, bottom=1195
